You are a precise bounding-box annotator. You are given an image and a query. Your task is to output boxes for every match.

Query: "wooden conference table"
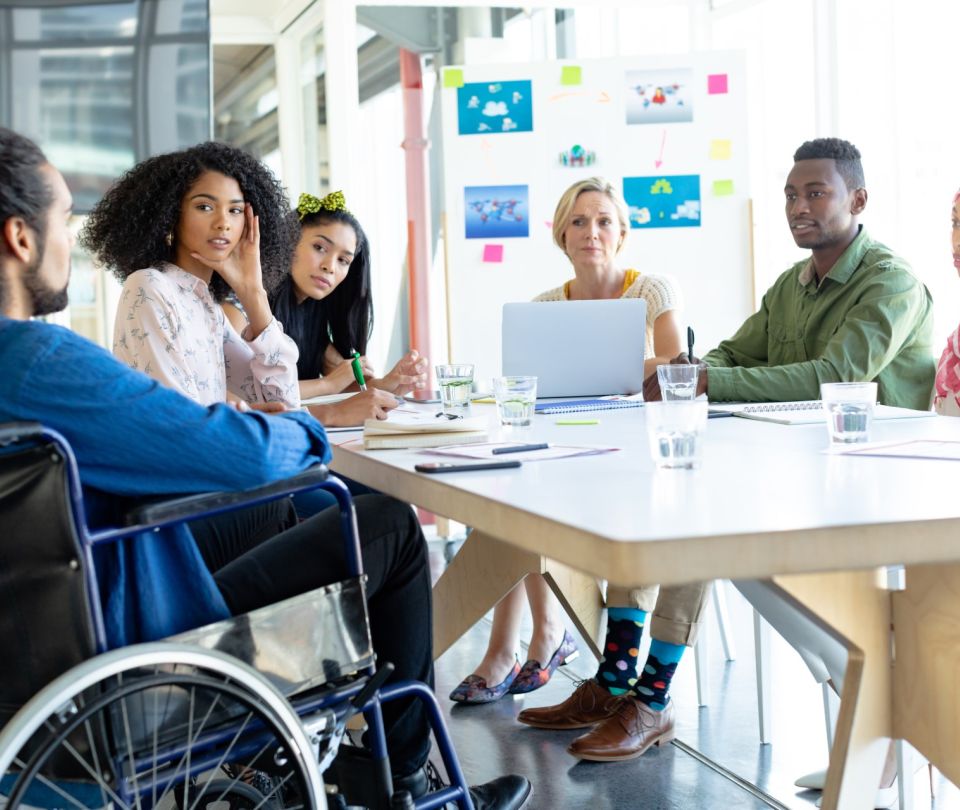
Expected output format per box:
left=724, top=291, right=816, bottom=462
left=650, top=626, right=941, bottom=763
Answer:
left=331, top=403, right=960, bottom=810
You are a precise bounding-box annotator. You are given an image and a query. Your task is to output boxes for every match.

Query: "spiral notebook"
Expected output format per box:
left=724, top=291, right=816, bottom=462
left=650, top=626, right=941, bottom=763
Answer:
left=535, top=398, right=645, bottom=415
left=708, top=400, right=934, bottom=425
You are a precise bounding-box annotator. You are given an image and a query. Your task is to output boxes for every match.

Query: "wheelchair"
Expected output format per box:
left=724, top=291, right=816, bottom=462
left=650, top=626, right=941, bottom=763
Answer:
left=0, top=422, right=473, bottom=809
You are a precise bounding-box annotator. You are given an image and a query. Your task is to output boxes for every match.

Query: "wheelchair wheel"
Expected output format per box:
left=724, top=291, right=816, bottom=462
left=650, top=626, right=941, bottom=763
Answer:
left=0, top=643, right=325, bottom=809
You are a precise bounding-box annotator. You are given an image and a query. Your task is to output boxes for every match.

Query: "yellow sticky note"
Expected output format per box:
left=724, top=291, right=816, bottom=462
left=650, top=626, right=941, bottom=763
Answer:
left=443, top=68, right=464, bottom=89
left=561, top=65, right=582, bottom=86
left=713, top=179, right=735, bottom=197
left=709, top=139, right=732, bottom=160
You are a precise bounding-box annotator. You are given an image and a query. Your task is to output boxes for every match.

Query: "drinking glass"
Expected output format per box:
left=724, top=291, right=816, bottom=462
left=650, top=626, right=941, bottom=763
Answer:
left=493, top=376, right=538, bottom=426
left=646, top=400, right=708, bottom=469
left=821, top=382, right=877, bottom=444
left=656, top=364, right=699, bottom=401
left=436, top=364, right=475, bottom=413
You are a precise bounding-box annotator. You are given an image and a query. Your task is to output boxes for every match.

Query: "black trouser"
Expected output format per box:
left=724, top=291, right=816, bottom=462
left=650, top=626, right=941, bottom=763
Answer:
left=189, top=494, right=433, bottom=777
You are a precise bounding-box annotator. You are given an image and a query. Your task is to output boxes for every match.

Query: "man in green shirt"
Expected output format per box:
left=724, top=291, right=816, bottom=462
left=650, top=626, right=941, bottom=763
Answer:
left=645, top=137, right=935, bottom=409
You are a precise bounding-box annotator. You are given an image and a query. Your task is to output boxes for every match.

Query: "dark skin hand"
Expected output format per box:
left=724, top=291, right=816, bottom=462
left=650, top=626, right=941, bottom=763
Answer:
left=642, top=353, right=707, bottom=401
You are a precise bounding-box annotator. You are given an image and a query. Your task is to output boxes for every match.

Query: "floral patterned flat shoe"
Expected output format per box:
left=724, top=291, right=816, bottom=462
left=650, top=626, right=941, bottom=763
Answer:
left=509, top=630, right=579, bottom=694
left=449, top=659, right=521, bottom=704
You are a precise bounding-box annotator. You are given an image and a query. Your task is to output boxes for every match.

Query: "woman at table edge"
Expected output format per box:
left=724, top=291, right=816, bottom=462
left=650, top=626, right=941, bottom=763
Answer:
left=451, top=176, right=689, bottom=706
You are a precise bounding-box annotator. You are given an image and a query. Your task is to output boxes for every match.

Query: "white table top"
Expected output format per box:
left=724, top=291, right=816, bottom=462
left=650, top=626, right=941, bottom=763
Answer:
left=331, top=404, right=960, bottom=587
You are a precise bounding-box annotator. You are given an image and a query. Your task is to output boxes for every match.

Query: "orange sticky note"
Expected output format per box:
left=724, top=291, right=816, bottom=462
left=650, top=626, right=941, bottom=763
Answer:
left=483, top=244, right=504, bottom=263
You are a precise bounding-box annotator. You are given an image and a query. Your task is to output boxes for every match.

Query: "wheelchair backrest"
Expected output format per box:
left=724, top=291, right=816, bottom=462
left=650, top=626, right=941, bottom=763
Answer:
left=0, top=424, right=97, bottom=729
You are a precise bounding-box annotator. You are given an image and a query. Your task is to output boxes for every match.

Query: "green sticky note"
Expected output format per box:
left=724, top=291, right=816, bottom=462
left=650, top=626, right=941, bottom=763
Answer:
left=443, top=68, right=464, bottom=89
left=713, top=179, right=735, bottom=196
left=560, top=65, right=582, bottom=86
left=709, top=139, right=732, bottom=160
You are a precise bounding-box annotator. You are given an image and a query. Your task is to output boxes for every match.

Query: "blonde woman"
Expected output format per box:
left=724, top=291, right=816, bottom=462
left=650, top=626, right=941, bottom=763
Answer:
left=451, top=178, right=688, bottom=705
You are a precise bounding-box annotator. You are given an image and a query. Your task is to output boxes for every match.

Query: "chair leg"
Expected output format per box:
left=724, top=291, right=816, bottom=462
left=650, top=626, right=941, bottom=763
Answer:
left=693, top=630, right=709, bottom=707
left=754, top=609, right=772, bottom=744
left=895, top=739, right=914, bottom=810
left=822, top=681, right=839, bottom=750
left=712, top=579, right=737, bottom=661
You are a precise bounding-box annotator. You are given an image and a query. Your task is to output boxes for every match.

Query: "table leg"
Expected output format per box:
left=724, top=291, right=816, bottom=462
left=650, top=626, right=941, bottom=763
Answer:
left=892, top=562, right=960, bottom=790
left=432, top=530, right=605, bottom=661
left=774, top=570, right=891, bottom=810
left=542, top=560, right=604, bottom=660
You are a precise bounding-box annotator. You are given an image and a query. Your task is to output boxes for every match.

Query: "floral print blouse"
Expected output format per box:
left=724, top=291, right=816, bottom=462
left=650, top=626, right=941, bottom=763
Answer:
left=113, top=264, right=300, bottom=408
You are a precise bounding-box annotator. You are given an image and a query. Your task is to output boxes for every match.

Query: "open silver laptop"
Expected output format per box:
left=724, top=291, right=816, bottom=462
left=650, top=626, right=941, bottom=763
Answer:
left=501, top=299, right=647, bottom=397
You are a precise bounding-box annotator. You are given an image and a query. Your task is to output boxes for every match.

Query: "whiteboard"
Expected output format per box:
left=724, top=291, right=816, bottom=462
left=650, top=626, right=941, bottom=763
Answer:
left=439, top=52, right=750, bottom=383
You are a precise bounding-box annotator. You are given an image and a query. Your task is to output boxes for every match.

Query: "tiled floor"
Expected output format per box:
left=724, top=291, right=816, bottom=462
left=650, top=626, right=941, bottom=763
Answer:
left=428, top=538, right=960, bottom=809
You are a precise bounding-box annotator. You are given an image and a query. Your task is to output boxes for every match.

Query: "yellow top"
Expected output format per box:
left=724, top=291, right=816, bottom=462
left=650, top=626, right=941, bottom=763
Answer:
left=562, top=268, right=640, bottom=300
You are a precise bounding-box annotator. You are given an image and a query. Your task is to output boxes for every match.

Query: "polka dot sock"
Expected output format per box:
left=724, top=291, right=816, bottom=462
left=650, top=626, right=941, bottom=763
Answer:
left=595, top=607, right=647, bottom=695
left=633, top=638, right=685, bottom=711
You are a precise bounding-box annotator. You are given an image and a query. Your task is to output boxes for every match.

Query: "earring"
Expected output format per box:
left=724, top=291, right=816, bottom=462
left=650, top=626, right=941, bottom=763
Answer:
left=164, top=232, right=173, bottom=247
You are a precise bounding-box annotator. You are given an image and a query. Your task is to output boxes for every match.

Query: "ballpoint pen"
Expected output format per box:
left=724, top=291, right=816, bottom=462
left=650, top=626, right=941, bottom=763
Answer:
left=687, top=326, right=695, bottom=365
left=491, top=443, right=549, bottom=455
left=351, top=350, right=367, bottom=391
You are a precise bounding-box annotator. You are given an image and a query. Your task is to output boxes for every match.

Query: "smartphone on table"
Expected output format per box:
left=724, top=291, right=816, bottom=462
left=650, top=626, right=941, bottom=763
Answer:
left=414, top=460, right=521, bottom=474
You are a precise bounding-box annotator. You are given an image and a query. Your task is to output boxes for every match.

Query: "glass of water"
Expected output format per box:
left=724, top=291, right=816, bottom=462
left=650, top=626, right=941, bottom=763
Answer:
left=645, top=400, right=708, bottom=469
left=436, top=364, right=475, bottom=413
left=656, top=364, right=699, bottom=401
left=493, top=376, right=538, bottom=426
left=820, top=382, right=877, bottom=444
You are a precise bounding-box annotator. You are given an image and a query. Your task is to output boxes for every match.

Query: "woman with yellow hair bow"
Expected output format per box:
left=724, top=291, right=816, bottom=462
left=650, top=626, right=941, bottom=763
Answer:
left=224, top=190, right=428, bottom=427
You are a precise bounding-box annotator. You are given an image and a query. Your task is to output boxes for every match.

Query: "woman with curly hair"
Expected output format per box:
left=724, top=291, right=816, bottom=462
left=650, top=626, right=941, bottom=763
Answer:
left=223, top=190, right=427, bottom=426
left=82, top=141, right=304, bottom=409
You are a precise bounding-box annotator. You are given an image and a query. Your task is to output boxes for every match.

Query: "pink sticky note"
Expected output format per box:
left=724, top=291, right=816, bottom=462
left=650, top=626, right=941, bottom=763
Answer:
left=707, top=74, right=729, bottom=95
left=483, top=244, right=504, bottom=263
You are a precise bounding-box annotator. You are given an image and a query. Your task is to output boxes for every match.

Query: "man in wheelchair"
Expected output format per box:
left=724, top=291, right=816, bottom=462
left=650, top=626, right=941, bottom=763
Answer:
left=0, top=128, right=530, bottom=810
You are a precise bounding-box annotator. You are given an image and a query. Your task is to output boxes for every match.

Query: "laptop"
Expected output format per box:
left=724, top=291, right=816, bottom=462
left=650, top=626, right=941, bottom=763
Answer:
left=501, top=299, right=647, bottom=397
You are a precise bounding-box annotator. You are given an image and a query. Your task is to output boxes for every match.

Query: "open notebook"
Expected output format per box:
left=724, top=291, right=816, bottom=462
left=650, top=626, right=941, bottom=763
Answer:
left=708, top=400, right=935, bottom=425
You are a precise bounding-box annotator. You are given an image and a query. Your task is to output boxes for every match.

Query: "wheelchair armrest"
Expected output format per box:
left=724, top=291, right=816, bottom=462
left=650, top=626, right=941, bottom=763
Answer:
left=123, top=465, right=330, bottom=528
left=0, top=421, right=44, bottom=447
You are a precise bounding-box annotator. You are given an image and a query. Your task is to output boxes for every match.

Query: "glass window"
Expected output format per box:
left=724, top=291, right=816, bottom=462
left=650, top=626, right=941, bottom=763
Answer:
left=12, top=2, right=140, bottom=42
left=214, top=45, right=281, bottom=163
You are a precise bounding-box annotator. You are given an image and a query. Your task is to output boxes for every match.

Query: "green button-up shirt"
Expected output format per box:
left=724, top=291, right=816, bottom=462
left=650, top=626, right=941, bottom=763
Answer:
left=703, top=228, right=935, bottom=409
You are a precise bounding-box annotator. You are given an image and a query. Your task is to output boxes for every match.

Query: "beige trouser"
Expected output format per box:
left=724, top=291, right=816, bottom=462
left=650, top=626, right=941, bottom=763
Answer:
left=606, top=581, right=713, bottom=647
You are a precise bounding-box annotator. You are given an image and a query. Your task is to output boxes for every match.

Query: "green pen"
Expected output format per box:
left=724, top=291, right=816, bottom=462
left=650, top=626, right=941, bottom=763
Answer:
left=556, top=418, right=599, bottom=425
left=351, top=350, right=367, bottom=391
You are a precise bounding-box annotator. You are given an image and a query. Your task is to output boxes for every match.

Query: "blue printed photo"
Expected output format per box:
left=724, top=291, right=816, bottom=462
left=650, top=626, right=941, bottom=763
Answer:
left=623, top=175, right=701, bottom=229
left=457, top=80, right=534, bottom=136
left=464, top=185, right=530, bottom=239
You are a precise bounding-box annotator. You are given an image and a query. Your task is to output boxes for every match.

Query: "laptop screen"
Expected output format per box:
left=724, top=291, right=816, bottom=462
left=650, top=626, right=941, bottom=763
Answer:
left=501, top=299, right=647, bottom=397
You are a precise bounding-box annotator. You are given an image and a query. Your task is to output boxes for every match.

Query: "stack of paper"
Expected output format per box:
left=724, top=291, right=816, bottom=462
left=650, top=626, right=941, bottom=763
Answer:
left=362, top=411, right=488, bottom=450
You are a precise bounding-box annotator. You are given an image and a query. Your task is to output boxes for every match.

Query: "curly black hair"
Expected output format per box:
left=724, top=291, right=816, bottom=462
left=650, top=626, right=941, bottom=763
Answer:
left=80, top=141, right=298, bottom=302
left=793, top=138, right=865, bottom=191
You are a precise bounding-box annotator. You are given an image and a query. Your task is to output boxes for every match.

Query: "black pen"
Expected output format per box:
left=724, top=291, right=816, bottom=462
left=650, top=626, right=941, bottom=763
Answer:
left=491, top=442, right=549, bottom=455
left=687, top=326, right=695, bottom=364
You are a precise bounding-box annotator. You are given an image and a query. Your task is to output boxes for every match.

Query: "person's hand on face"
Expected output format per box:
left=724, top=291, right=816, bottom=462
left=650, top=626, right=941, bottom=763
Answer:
left=190, top=202, right=263, bottom=300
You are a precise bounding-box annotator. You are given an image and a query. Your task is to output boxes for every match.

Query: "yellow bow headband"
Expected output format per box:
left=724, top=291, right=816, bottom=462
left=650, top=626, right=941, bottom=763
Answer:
left=297, top=190, right=348, bottom=220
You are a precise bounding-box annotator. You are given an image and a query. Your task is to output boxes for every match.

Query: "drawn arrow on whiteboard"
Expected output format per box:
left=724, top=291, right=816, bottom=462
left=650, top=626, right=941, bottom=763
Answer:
left=597, top=91, right=611, bottom=103
left=654, top=129, right=667, bottom=168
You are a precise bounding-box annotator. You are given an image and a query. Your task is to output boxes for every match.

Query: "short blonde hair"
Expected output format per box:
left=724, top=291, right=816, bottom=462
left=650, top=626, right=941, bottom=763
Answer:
left=552, top=177, right=630, bottom=257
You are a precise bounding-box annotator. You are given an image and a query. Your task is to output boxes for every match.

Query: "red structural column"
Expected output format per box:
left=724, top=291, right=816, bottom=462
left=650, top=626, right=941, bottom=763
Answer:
left=399, top=49, right=432, bottom=379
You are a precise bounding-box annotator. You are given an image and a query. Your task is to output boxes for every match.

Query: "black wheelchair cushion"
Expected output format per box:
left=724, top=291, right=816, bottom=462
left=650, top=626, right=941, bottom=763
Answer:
left=0, top=439, right=97, bottom=728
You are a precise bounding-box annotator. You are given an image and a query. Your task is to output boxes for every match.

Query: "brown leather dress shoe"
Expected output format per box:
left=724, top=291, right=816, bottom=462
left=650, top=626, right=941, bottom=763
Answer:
left=516, top=679, right=623, bottom=730
left=567, top=696, right=675, bottom=761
